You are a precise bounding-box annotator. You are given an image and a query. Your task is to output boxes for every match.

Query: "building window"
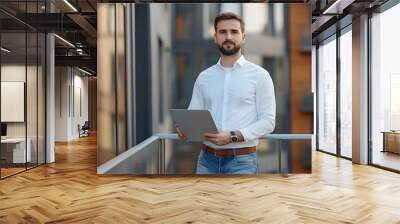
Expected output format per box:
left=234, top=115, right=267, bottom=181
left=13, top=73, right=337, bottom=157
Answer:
left=174, top=54, right=193, bottom=108
left=202, top=3, right=220, bottom=39
left=243, top=4, right=268, bottom=34
left=274, top=4, right=284, bottom=36
left=339, top=28, right=352, bottom=158
left=317, top=36, right=337, bottom=154
left=175, top=4, right=194, bottom=40
left=371, top=3, right=400, bottom=171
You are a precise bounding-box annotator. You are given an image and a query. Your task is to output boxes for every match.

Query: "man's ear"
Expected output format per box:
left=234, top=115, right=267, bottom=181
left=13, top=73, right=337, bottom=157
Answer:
left=214, top=33, right=217, bottom=44
left=242, top=33, right=246, bottom=44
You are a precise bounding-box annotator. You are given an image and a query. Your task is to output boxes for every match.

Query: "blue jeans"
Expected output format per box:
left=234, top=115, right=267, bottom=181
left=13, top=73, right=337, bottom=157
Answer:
left=196, top=150, right=258, bottom=174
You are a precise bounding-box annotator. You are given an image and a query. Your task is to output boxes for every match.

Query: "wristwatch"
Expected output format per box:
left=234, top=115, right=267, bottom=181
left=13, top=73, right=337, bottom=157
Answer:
left=230, top=131, right=238, bottom=143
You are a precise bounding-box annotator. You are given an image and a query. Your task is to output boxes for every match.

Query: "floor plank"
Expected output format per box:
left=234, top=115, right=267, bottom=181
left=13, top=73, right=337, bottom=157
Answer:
left=1, top=134, right=400, bottom=223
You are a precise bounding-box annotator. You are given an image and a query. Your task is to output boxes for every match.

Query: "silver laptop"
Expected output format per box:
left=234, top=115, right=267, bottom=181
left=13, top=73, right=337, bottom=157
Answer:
left=170, top=109, right=218, bottom=142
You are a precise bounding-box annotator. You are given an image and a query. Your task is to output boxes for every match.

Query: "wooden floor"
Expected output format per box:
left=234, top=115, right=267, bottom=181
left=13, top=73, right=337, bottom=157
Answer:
left=372, top=150, right=400, bottom=171
left=1, top=167, right=26, bottom=178
left=1, top=135, right=400, bottom=223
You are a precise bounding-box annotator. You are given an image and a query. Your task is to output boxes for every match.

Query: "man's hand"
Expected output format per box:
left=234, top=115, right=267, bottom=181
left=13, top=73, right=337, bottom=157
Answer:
left=176, top=126, right=187, bottom=141
left=203, top=132, right=231, bottom=145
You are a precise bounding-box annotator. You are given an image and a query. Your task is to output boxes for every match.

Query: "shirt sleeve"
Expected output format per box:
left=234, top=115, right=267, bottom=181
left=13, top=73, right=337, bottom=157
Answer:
left=239, top=72, right=276, bottom=141
left=188, top=76, right=205, bottom=110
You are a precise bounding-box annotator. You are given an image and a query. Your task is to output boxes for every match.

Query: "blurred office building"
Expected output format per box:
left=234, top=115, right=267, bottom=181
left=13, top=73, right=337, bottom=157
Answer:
left=97, top=3, right=312, bottom=174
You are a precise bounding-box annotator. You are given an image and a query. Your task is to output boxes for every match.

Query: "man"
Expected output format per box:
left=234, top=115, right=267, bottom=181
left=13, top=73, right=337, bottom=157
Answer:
left=177, top=12, right=276, bottom=174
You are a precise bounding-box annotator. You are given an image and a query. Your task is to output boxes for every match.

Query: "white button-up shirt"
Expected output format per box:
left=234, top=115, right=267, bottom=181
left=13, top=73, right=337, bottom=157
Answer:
left=188, top=55, right=276, bottom=149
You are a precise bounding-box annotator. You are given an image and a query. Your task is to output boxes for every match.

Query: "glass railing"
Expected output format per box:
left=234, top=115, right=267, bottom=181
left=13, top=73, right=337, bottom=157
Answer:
left=97, top=133, right=312, bottom=175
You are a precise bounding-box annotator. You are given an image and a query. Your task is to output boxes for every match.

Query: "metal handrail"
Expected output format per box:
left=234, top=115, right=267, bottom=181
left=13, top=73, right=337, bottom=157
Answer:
left=97, top=133, right=312, bottom=174
left=97, top=135, right=160, bottom=174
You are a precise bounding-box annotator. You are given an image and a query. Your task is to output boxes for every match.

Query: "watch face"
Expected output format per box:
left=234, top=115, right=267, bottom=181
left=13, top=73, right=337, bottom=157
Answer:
left=231, top=136, right=238, bottom=142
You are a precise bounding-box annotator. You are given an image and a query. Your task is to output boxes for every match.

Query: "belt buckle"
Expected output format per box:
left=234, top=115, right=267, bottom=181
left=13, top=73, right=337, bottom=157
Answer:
left=214, top=149, right=218, bottom=157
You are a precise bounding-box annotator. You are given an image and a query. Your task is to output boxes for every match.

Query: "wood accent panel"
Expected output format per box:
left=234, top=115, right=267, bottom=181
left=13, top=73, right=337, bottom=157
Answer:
left=288, top=4, right=312, bottom=133
left=288, top=4, right=313, bottom=173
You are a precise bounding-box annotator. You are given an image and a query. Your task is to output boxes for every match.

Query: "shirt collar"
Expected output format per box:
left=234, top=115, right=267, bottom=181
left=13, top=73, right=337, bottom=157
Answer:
left=217, top=55, right=246, bottom=69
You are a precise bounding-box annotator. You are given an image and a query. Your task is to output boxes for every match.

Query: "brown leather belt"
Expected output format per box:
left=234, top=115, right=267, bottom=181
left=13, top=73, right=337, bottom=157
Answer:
left=203, top=144, right=256, bottom=157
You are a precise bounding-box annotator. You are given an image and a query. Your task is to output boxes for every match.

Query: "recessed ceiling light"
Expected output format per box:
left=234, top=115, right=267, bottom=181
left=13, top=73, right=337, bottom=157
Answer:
left=63, top=0, right=78, bottom=12
left=322, top=0, right=354, bottom=15
left=54, top=34, right=75, bottom=48
left=1, top=47, right=11, bottom=53
left=77, top=67, right=93, bottom=76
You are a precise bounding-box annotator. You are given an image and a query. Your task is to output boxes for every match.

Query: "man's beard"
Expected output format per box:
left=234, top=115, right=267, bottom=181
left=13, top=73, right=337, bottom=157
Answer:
left=217, top=41, right=241, bottom=56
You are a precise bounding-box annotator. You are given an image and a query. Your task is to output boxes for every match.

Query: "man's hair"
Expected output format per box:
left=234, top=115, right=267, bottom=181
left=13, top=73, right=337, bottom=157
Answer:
left=214, top=12, right=245, bottom=33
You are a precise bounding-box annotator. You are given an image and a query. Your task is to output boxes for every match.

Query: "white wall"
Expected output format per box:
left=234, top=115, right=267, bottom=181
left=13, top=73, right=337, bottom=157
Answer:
left=55, top=67, right=69, bottom=141
left=1, top=63, right=46, bottom=163
left=1, top=65, right=35, bottom=138
left=55, top=67, right=89, bottom=141
left=71, top=73, right=89, bottom=138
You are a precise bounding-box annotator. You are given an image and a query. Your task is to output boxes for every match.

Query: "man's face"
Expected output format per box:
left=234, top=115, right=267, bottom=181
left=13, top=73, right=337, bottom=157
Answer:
left=214, top=19, right=245, bottom=56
